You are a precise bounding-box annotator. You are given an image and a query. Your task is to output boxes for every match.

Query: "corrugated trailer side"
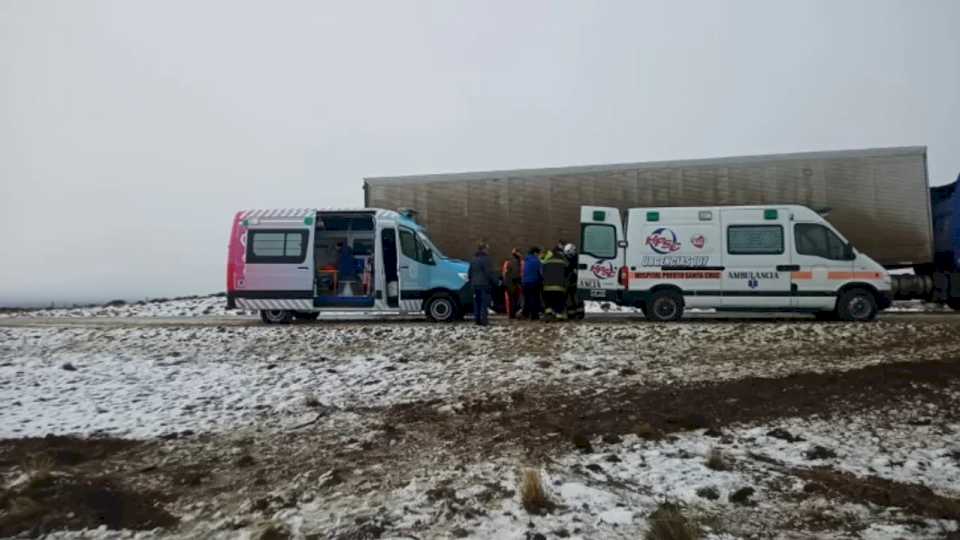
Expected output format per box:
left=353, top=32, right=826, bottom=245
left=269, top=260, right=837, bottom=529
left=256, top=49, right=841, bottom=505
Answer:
left=364, top=146, right=932, bottom=269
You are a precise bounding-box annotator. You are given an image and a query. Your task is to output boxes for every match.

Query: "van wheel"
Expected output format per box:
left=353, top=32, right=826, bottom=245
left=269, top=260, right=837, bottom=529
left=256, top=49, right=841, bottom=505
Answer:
left=260, top=310, right=294, bottom=324
left=293, top=311, right=320, bottom=321
left=646, top=290, right=684, bottom=322
left=836, top=289, right=878, bottom=322
left=425, top=293, right=459, bottom=323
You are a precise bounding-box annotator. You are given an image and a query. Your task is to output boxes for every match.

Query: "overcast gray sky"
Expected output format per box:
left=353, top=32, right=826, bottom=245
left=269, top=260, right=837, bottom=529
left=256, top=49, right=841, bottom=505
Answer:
left=1, top=0, right=958, bottom=306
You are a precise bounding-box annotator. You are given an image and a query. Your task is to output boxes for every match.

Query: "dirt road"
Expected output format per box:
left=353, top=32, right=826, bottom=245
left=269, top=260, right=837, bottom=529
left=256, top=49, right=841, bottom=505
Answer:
left=1, top=310, right=957, bottom=328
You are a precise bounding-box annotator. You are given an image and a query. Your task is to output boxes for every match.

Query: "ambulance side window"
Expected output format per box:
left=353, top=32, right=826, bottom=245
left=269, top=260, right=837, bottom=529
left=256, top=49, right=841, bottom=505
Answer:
left=795, top=223, right=847, bottom=260
left=247, top=229, right=308, bottom=263
left=582, top=224, right=616, bottom=259
left=727, top=225, right=783, bottom=255
left=399, top=228, right=433, bottom=265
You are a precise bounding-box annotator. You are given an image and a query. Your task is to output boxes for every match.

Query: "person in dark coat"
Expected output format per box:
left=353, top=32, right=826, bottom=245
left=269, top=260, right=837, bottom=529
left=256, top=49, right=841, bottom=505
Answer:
left=542, top=246, right=569, bottom=321
left=468, top=242, right=498, bottom=326
left=521, top=247, right=543, bottom=320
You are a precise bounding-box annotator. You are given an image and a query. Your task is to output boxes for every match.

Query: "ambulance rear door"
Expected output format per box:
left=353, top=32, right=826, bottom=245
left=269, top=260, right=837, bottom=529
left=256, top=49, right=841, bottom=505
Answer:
left=578, top=207, right=625, bottom=302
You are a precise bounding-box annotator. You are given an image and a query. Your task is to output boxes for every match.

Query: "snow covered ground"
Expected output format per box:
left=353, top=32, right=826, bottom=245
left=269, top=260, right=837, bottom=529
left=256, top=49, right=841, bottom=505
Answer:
left=0, top=295, right=235, bottom=318
left=3, top=320, right=959, bottom=439
left=2, top=296, right=960, bottom=539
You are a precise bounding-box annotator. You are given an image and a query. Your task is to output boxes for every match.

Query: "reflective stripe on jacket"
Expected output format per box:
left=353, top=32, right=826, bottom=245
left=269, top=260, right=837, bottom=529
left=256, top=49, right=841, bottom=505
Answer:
left=542, top=256, right=568, bottom=292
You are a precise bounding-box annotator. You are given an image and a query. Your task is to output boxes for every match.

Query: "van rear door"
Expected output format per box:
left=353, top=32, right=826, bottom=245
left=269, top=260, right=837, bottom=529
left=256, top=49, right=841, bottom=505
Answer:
left=238, top=209, right=316, bottom=309
left=578, top=207, right=625, bottom=301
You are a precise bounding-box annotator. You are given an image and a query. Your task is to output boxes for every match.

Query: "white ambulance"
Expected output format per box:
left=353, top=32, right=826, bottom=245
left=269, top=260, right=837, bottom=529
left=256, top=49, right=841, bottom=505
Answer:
left=577, top=205, right=892, bottom=321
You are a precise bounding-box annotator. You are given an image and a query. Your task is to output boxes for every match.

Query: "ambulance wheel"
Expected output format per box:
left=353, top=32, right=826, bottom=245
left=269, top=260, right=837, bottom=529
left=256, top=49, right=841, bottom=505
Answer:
left=425, top=293, right=458, bottom=323
left=293, top=311, right=320, bottom=321
left=260, top=310, right=294, bottom=324
left=646, top=290, right=684, bottom=322
left=836, top=289, right=878, bottom=322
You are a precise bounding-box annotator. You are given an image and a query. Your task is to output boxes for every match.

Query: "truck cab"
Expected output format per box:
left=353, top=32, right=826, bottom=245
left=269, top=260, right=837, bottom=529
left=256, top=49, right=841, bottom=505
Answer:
left=578, top=205, right=892, bottom=321
left=226, top=208, right=471, bottom=323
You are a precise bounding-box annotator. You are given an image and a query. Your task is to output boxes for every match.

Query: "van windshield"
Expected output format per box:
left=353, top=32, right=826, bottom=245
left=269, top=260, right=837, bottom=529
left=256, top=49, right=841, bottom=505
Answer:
left=418, top=232, right=446, bottom=259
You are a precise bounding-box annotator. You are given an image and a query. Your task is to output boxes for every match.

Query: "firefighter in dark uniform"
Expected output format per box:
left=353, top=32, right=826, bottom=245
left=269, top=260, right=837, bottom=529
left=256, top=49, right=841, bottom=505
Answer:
left=562, top=243, right=585, bottom=320
left=542, top=245, right=569, bottom=321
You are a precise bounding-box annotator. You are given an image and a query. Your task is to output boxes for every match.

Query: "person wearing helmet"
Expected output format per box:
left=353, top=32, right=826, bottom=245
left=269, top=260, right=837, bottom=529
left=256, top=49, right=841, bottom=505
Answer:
left=563, top=243, right=585, bottom=320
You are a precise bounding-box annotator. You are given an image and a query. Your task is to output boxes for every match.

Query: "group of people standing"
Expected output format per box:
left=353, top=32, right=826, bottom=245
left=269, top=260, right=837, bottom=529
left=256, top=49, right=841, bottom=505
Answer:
left=469, top=241, right=584, bottom=326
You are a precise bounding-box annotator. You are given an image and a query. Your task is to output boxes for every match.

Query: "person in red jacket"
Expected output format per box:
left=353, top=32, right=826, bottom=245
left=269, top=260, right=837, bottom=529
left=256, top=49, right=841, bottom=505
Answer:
left=501, top=248, right=523, bottom=318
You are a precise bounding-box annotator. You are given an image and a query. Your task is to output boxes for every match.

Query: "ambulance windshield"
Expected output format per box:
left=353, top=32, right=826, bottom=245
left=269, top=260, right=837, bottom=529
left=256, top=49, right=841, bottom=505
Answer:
left=418, top=232, right=446, bottom=259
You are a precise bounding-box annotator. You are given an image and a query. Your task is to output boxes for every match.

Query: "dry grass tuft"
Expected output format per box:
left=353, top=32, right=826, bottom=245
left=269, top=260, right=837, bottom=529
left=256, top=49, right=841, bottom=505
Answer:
left=23, top=455, right=55, bottom=490
left=571, top=433, right=594, bottom=453
left=519, top=468, right=553, bottom=514
left=705, top=448, right=730, bottom=472
left=645, top=502, right=701, bottom=540
left=636, top=422, right=661, bottom=440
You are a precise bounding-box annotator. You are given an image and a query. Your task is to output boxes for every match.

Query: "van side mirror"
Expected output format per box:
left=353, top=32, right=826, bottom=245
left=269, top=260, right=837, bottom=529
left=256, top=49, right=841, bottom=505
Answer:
left=843, top=244, right=855, bottom=260
left=425, top=249, right=435, bottom=264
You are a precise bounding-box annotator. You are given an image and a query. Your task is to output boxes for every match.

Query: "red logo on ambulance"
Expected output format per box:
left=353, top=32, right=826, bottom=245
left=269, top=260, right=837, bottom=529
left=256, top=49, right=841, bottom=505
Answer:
left=690, top=234, right=705, bottom=249
left=646, top=228, right=681, bottom=254
left=591, top=261, right=616, bottom=279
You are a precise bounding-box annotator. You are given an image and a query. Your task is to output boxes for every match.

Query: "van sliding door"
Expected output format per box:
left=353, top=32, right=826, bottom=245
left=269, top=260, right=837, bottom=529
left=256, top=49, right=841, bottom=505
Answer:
left=242, top=225, right=315, bottom=308
left=721, top=209, right=793, bottom=309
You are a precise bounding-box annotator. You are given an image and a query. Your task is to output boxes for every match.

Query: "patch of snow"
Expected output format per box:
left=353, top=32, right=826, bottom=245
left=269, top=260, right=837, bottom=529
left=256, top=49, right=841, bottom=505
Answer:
left=3, top=319, right=959, bottom=438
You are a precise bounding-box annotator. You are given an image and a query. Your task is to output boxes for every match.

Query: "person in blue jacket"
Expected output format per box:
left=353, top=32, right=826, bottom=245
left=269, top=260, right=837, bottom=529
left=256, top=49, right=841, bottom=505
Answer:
left=337, top=241, right=357, bottom=296
left=521, top=246, right=544, bottom=320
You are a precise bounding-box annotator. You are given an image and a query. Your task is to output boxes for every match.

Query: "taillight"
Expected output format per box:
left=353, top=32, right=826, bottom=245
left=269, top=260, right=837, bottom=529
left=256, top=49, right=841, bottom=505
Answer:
left=618, top=266, right=629, bottom=287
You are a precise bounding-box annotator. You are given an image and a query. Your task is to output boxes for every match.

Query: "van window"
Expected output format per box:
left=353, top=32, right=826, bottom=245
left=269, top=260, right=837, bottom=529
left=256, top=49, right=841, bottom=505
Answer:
left=795, top=223, right=847, bottom=260
left=727, top=225, right=783, bottom=255
left=399, top=228, right=434, bottom=265
left=247, top=229, right=307, bottom=263
left=582, top=224, right=616, bottom=259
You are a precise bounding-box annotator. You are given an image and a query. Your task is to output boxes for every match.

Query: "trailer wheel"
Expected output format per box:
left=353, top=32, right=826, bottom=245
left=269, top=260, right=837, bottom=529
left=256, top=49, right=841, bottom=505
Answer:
left=260, top=310, right=294, bottom=324
left=836, top=289, right=878, bottom=322
left=292, top=311, right=320, bottom=321
left=646, top=290, right=684, bottom=322
left=425, top=293, right=459, bottom=323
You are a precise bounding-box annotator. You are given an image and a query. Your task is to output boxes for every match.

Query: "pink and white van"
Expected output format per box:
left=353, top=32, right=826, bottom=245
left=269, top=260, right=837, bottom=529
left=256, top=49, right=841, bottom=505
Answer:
left=226, top=208, right=472, bottom=323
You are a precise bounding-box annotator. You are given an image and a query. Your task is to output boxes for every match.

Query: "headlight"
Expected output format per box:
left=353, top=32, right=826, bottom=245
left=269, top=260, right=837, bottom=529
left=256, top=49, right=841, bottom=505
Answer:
left=457, top=272, right=468, bottom=282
